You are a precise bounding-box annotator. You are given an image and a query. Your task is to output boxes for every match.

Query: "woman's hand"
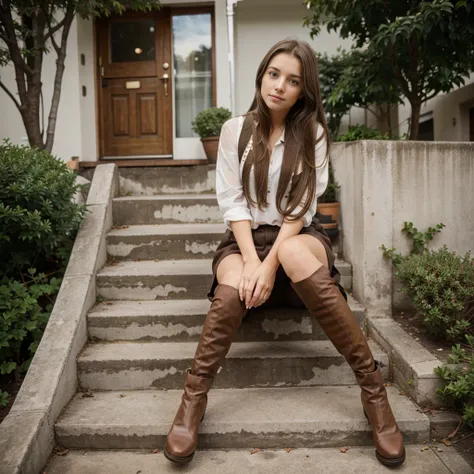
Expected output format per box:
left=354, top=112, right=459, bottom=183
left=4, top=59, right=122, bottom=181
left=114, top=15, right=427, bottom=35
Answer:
left=245, top=260, right=277, bottom=309
left=239, top=257, right=262, bottom=303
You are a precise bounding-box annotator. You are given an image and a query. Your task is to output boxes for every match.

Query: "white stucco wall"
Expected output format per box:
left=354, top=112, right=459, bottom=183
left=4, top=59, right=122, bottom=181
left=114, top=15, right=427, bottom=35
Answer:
left=0, top=18, right=82, bottom=161
left=233, top=0, right=371, bottom=132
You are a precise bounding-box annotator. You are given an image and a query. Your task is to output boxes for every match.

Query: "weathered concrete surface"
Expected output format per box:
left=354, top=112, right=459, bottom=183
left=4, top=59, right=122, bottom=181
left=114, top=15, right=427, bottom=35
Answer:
left=0, top=411, right=54, bottom=474
left=113, top=194, right=222, bottom=225
left=367, top=317, right=444, bottom=407
left=106, top=223, right=225, bottom=260
left=116, top=165, right=216, bottom=196
left=73, top=175, right=90, bottom=205
left=331, top=141, right=474, bottom=316
left=77, top=340, right=388, bottom=391
left=0, top=164, right=119, bottom=474
left=96, top=259, right=352, bottom=301
left=87, top=296, right=365, bottom=342
left=44, top=445, right=472, bottom=474
left=55, top=386, right=429, bottom=449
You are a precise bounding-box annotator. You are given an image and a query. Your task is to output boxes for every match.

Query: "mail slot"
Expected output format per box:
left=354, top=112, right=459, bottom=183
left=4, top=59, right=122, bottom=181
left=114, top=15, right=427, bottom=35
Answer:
left=125, top=81, right=140, bottom=90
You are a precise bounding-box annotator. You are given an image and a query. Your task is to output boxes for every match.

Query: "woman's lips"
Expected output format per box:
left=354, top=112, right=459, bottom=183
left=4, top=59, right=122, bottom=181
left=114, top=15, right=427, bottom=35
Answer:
left=269, top=94, right=284, bottom=102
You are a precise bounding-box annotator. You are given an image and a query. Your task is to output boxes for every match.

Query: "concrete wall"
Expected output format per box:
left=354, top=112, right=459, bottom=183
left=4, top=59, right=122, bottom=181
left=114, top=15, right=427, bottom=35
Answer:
left=331, top=140, right=474, bottom=316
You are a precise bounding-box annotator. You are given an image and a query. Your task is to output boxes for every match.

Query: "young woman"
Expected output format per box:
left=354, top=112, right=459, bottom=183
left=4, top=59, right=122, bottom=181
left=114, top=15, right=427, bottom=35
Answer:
left=164, top=39, right=405, bottom=468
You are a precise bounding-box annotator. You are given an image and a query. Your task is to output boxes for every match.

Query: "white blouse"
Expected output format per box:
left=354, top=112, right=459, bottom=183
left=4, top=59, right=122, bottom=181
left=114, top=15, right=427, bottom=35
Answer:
left=216, top=115, right=329, bottom=229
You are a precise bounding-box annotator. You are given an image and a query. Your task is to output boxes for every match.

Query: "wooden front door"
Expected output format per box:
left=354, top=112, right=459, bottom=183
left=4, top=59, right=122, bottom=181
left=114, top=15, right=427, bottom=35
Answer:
left=97, top=10, right=172, bottom=158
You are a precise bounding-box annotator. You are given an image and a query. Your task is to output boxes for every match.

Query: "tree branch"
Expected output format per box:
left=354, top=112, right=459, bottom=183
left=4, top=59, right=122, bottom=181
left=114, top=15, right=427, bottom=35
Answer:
left=387, top=42, right=412, bottom=99
left=45, top=6, right=75, bottom=152
left=0, top=78, right=21, bottom=111
left=45, top=16, right=67, bottom=42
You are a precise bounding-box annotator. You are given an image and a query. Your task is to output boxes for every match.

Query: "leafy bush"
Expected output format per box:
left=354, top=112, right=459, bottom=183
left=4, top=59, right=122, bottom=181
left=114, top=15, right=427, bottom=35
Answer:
left=192, top=107, right=232, bottom=138
left=396, top=247, right=474, bottom=340
left=0, top=142, right=85, bottom=389
left=0, top=272, right=60, bottom=378
left=0, top=390, right=8, bottom=407
left=382, top=222, right=474, bottom=341
left=435, top=335, right=474, bottom=428
left=0, top=141, right=86, bottom=276
left=337, top=124, right=391, bottom=142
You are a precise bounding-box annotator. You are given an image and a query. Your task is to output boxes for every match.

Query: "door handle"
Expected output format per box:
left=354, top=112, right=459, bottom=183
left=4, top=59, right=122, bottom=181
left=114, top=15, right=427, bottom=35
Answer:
left=159, top=74, right=169, bottom=97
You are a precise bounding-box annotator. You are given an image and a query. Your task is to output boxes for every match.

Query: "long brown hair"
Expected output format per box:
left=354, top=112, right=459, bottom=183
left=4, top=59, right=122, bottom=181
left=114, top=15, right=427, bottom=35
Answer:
left=243, top=39, right=329, bottom=222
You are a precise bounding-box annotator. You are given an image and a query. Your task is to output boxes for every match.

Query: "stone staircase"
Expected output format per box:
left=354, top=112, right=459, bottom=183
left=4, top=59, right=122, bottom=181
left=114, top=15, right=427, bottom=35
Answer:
left=54, top=172, right=429, bottom=454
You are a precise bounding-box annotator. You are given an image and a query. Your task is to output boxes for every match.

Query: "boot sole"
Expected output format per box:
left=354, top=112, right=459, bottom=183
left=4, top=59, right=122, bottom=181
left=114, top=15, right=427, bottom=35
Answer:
left=163, top=413, right=205, bottom=464
left=164, top=446, right=195, bottom=464
left=363, top=409, right=406, bottom=468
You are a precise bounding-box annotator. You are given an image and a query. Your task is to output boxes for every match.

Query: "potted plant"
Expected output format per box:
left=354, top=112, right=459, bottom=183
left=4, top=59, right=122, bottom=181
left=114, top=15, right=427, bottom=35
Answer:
left=317, top=160, right=341, bottom=238
left=192, top=107, right=232, bottom=164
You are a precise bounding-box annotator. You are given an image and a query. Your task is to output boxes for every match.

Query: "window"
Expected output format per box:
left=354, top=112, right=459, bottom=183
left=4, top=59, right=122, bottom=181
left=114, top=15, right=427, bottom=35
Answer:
left=110, top=21, right=156, bottom=63
left=418, top=115, right=434, bottom=141
left=172, top=12, right=214, bottom=138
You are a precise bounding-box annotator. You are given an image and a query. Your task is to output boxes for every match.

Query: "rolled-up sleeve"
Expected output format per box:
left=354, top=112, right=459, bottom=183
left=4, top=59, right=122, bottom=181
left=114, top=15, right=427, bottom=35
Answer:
left=288, top=124, right=328, bottom=227
left=216, top=119, right=253, bottom=228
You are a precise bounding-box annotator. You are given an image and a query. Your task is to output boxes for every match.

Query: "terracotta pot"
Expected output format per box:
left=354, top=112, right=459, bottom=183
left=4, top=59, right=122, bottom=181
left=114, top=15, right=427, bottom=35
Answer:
left=201, top=137, right=219, bottom=164
left=317, top=202, right=341, bottom=238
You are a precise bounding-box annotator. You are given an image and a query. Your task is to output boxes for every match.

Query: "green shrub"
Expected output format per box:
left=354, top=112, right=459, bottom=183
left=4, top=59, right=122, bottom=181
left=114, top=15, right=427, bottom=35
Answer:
left=0, top=271, right=61, bottom=379
left=395, top=247, right=474, bottom=340
left=0, top=142, right=85, bottom=385
left=382, top=222, right=474, bottom=341
left=435, top=335, right=474, bottom=428
left=318, top=160, right=340, bottom=203
left=192, top=107, right=232, bottom=138
left=337, top=124, right=391, bottom=142
left=0, top=141, right=86, bottom=276
left=0, top=390, right=8, bottom=407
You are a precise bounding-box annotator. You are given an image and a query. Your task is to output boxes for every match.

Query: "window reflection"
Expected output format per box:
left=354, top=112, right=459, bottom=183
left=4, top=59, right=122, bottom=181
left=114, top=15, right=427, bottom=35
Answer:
left=172, top=14, right=213, bottom=137
left=110, top=21, right=156, bottom=63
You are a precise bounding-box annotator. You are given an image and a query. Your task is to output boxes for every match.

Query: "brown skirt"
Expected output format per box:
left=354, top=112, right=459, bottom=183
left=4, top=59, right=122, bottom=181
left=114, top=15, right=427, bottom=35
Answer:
left=207, top=222, right=345, bottom=307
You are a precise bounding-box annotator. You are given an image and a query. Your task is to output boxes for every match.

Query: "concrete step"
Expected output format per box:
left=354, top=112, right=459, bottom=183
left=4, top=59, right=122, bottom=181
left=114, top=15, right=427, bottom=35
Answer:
left=45, top=445, right=467, bottom=474
left=96, top=259, right=352, bottom=301
left=107, top=223, right=226, bottom=260
left=55, top=386, right=429, bottom=449
left=77, top=340, right=387, bottom=391
left=117, top=166, right=215, bottom=196
left=113, top=194, right=221, bottom=226
left=88, top=296, right=365, bottom=343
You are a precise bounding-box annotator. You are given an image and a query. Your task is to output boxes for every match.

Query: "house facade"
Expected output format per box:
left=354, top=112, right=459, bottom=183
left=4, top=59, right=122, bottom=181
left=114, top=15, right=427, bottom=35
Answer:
left=0, top=0, right=473, bottom=164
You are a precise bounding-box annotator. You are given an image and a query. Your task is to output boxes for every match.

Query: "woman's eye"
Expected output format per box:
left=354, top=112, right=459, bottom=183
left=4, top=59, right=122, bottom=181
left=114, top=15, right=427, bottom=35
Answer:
left=290, top=79, right=299, bottom=86
left=269, top=71, right=278, bottom=78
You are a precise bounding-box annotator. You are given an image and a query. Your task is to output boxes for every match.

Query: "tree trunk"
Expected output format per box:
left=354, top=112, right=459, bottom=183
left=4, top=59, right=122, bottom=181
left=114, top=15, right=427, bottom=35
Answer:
left=20, top=100, right=44, bottom=148
left=45, top=8, right=74, bottom=154
left=409, top=101, right=421, bottom=140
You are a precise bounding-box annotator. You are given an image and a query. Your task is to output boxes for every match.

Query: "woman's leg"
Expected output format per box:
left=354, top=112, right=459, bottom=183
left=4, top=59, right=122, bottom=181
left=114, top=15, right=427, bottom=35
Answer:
left=277, top=235, right=405, bottom=467
left=165, top=254, right=247, bottom=464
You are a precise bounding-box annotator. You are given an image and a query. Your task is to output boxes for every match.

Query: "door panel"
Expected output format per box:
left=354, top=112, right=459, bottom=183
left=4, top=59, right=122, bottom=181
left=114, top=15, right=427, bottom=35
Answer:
left=138, top=94, right=158, bottom=135
left=112, top=96, right=130, bottom=136
left=98, top=10, right=172, bottom=158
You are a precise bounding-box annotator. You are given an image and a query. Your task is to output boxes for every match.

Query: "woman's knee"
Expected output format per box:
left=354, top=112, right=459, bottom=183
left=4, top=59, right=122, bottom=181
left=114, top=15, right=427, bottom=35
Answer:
left=216, top=254, right=244, bottom=289
left=277, top=236, right=304, bottom=266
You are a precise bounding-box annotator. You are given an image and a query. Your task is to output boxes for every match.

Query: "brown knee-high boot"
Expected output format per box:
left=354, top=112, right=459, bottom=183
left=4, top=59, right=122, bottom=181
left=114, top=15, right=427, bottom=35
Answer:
left=164, top=284, right=246, bottom=464
left=291, top=266, right=405, bottom=467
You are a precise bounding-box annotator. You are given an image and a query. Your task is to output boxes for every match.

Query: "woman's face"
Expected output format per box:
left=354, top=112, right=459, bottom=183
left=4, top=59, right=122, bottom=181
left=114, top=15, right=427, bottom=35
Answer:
left=261, top=52, right=303, bottom=115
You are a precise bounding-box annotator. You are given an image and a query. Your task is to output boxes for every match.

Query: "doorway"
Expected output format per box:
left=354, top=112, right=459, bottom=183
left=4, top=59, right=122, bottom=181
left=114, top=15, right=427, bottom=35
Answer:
left=97, top=10, right=172, bottom=158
